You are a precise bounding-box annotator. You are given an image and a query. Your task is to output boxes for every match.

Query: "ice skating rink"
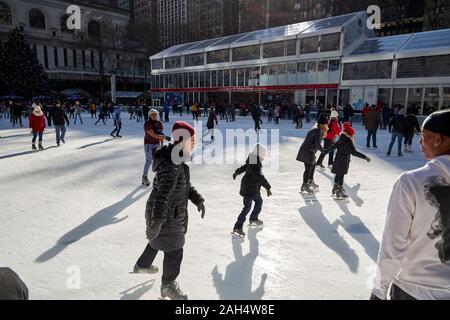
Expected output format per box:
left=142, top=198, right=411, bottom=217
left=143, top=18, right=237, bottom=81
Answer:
left=0, top=113, right=426, bottom=300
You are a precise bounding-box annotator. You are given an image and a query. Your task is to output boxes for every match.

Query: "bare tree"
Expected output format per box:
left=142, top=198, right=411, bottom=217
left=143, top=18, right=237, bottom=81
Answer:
left=424, top=0, right=450, bottom=30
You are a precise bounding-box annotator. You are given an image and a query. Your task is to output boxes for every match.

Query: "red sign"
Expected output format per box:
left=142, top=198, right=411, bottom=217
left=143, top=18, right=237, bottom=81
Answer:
left=150, top=84, right=338, bottom=93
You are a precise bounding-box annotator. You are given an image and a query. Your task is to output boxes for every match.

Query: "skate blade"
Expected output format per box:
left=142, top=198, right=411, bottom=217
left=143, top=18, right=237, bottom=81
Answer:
left=231, top=232, right=245, bottom=238
left=333, top=196, right=350, bottom=201
left=248, top=224, right=263, bottom=228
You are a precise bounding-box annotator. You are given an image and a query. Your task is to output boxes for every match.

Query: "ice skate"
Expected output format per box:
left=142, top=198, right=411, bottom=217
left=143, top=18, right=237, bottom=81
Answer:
left=38, top=143, right=44, bottom=151
left=116, top=135, right=122, bottom=139
left=300, top=183, right=315, bottom=195
left=332, top=184, right=339, bottom=196
left=334, top=187, right=349, bottom=201
left=231, top=229, right=245, bottom=238
left=161, top=281, right=188, bottom=300
left=142, top=175, right=151, bottom=187
left=61, top=138, right=65, bottom=144
left=32, top=143, right=37, bottom=151
left=132, top=264, right=159, bottom=275
left=308, top=180, right=319, bottom=191
left=249, top=219, right=263, bottom=228
left=317, top=163, right=325, bottom=170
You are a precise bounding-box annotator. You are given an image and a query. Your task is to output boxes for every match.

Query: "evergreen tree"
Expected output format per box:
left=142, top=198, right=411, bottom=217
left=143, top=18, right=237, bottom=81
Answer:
left=0, top=28, right=48, bottom=98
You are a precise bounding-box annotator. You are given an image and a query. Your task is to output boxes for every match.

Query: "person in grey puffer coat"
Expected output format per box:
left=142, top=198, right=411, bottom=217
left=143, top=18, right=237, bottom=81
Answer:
left=134, top=121, right=205, bottom=300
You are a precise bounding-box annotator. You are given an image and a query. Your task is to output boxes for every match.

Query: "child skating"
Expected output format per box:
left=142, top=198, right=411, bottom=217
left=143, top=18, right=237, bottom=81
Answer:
left=232, top=144, right=272, bottom=238
left=326, top=122, right=371, bottom=200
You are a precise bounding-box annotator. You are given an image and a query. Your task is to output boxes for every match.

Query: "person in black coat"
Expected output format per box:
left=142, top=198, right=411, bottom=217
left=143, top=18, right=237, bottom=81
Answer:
left=296, top=113, right=329, bottom=194
left=49, top=101, right=70, bottom=146
left=403, top=108, right=421, bottom=153
left=387, top=112, right=406, bottom=157
left=251, top=105, right=261, bottom=132
left=232, top=144, right=272, bottom=237
left=134, top=121, right=205, bottom=300
left=326, top=122, right=371, bottom=198
left=203, top=106, right=218, bottom=141
left=0, top=268, right=28, bottom=300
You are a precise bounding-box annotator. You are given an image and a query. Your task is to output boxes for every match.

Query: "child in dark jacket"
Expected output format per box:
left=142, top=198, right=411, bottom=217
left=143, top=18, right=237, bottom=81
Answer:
left=232, top=144, right=272, bottom=238
left=327, top=122, right=371, bottom=199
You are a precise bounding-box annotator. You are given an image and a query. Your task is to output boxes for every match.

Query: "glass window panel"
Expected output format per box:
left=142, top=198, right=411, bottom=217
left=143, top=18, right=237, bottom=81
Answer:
left=204, top=70, right=210, bottom=88
left=185, top=53, right=204, bottom=67
left=278, top=64, right=287, bottom=85
left=320, top=33, right=341, bottom=52
left=286, top=40, right=297, bottom=56
left=194, top=72, right=199, bottom=87
left=250, top=66, right=260, bottom=86
left=297, top=62, right=307, bottom=83
left=397, top=55, right=450, bottom=78
left=343, top=60, right=392, bottom=80
left=207, top=49, right=230, bottom=64
left=199, top=71, right=205, bottom=88
left=238, top=68, right=245, bottom=86
left=328, top=60, right=340, bottom=83
left=306, top=90, right=316, bottom=109
left=211, top=70, right=217, bottom=87
left=423, top=88, right=439, bottom=115
left=307, top=61, right=317, bottom=84
left=260, top=66, right=269, bottom=86
left=350, top=35, right=410, bottom=56
left=245, top=68, right=251, bottom=86
left=443, top=87, right=450, bottom=110
left=189, top=72, right=194, bottom=88
left=152, top=59, right=163, bottom=70
left=263, top=41, right=284, bottom=59
left=378, top=88, right=391, bottom=106
left=300, top=36, right=319, bottom=54
left=407, top=88, right=423, bottom=114
left=165, top=56, right=181, bottom=69
left=232, top=45, right=260, bottom=62
left=318, top=60, right=328, bottom=83
left=287, top=63, right=297, bottom=84
left=231, top=69, right=237, bottom=86
left=339, top=89, right=350, bottom=106
left=217, top=70, right=223, bottom=87
left=402, top=30, right=450, bottom=52
left=167, top=74, right=173, bottom=88
left=393, top=88, right=407, bottom=109
left=269, top=65, right=278, bottom=85
left=224, top=69, right=230, bottom=87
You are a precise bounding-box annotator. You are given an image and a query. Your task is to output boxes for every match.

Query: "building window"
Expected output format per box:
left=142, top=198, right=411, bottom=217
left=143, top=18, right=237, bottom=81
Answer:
left=328, top=60, right=340, bottom=83
left=224, top=69, right=230, bottom=86
left=343, top=60, right=393, bottom=80
left=29, top=9, right=46, bottom=29
left=185, top=53, right=204, bottom=67
left=260, top=66, right=269, bottom=86
left=152, top=59, right=163, bottom=70
left=263, top=41, right=284, bottom=59
left=397, top=55, right=450, bottom=78
left=0, top=2, right=13, bottom=25
left=207, top=49, right=229, bottom=64
left=300, top=36, right=319, bottom=54
left=63, top=48, right=68, bottom=67
left=318, top=61, right=328, bottom=83
left=73, top=49, right=77, bottom=67
left=91, top=51, right=95, bottom=69
left=54, top=47, right=58, bottom=67
left=43, top=46, right=48, bottom=68
left=165, top=56, right=181, bottom=69
left=88, top=20, right=101, bottom=38
left=286, top=40, right=297, bottom=56
left=442, top=87, right=450, bottom=110
left=297, top=62, right=307, bottom=83
left=423, top=88, right=439, bottom=115
left=320, top=33, right=341, bottom=52
left=307, top=61, right=317, bottom=84
left=232, top=45, right=260, bottom=62
left=60, top=15, right=74, bottom=33
left=82, top=50, right=86, bottom=67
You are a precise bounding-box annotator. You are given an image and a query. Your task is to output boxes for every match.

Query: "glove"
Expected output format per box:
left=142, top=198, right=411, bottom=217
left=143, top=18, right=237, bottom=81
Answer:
left=366, top=157, right=371, bottom=163
left=197, top=202, right=206, bottom=219
left=233, top=173, right=237, bottom=180
left=267, top=189, right=272, bottom=197
left=165, top=136, right=171, bottom=142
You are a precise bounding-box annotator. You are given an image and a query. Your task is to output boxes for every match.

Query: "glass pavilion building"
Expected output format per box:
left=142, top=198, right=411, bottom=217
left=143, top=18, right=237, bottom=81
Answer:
left=149, top=12, right=450, bottom=115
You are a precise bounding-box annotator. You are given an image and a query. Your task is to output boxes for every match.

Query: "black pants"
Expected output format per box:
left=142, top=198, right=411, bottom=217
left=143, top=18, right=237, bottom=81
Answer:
left=303, top=163, right=316, bottom=184
left=334, top=174, right=344, bottom=186
left=404, top=134, right=414, bottom=146
left=390, top=284, right=417, bottom=300
left=95, top=115, right=106, bottom=125
left=136, top=244, right=183, bottom=285
left=111, top=121, right=122, bottom=136
left=254, top=120, right=261, bottom=131
left=317, top=139, right=334, bottom=166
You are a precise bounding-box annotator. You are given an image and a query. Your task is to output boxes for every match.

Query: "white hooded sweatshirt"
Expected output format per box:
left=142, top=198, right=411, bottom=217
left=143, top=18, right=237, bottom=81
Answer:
left=373, top=155, right=450, bottom=299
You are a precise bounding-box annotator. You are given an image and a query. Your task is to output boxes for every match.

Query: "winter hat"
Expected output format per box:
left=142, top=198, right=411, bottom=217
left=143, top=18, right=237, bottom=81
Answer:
left=172, top=121, right=196, bottom=142
left=149, top=109, right=158, bottom=116
left=422, top=109, right=450, bottom=137
left=318, top=113, right=328, bottom=125
left=330, top=109, right=339, bottom=119
left=32, top=106, right=43, bottom=117
left=342, top=122, right=355, bottom=136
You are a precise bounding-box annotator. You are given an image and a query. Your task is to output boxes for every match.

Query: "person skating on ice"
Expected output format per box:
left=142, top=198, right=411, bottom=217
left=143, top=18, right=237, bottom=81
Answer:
left=371, top=109, right=450, bottom=300
left=403, top=108, right=421, bottom=153
left=29, top=105, right=46, bottom=151
left=296, top=113, right=329, bottom=195
left=110, top=104, right=122, bottom=138
left=203, top=106, right=218, bottom=142
left=142, top=109, right=169, bottom=187
left=134, top=121, right=206, bottom=300
left=73, top=101, right=84, bottom=125
left=232, top=144, right=272, bottom=238
left=387, top=110, right=406, bottom=157
left=326, top=122, right=371, bottom=199
left=49, top=100, right=69, bottom=147
left=316, top=109, right=341, bottom=170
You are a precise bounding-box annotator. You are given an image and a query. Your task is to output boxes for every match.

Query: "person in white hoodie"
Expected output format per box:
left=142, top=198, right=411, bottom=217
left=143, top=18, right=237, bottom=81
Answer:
left=371, top=109, right=450, bottom=300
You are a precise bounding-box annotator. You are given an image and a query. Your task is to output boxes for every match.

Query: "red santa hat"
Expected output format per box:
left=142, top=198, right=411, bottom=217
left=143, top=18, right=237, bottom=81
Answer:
left=172, top=121, right=196, bottom=142
left=342, top=122, right=355, bottom=136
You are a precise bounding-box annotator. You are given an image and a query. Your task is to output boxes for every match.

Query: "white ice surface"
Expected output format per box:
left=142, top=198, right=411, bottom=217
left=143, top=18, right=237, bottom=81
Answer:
left=0, top=113, right=426, bottom=300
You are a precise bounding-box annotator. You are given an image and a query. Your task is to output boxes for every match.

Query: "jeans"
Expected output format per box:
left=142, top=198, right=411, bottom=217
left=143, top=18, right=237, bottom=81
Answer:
left=234, top=196, right=263, bottom=230
left=136, top=244, right=183, bottom=285
left=388, top=133, right=404, bottom=154
left=143, top=144, right=157, bottom=176
left=32, top=131, right=43, bottom=143
left=54, top=125, right=66, bottom=144
left=404, top=134, right=414, bottom=146
left=366, top=129, right=377, bottom=147
left=390, top=284, right=417, bottom=300
left=74, top=113, right=83, bottom=125
left=303, top=163, right=316, bottom=184
left=317, top=139, right=334, bottom=166
left=111, top=120, right=122, bottom=136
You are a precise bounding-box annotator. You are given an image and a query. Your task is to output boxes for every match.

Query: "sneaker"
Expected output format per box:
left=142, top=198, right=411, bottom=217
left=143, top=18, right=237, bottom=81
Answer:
left=133, top=264, right=159, bottom=274
left=161, top=281, right=188, bottom=300
left=232, top=229, right=245, bottom=238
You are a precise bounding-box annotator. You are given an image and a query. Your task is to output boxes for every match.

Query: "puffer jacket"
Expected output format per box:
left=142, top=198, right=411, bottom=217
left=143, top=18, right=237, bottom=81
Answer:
left=328, top=134, right=368, bottom=175
left=235, top=156, right=271, bottom=200
left=296, top=127, right=326, bottom=165
left=145, top=144, right=204, bottom=252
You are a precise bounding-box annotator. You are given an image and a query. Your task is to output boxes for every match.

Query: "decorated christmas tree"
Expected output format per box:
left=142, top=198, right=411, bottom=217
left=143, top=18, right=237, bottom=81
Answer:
left=0, top=28, right=48, bottom=98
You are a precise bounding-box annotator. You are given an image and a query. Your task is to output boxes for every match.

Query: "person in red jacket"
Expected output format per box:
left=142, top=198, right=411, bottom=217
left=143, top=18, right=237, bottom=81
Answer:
left=316, top=109, right=341, bottom=169
left=29, top=105, right=46, bottom=150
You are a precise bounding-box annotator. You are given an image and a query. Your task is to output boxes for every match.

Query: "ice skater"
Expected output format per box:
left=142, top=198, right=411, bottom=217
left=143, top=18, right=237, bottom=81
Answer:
left=29, top=105, right=46, bottom=151
left=316, top=109, right=341, bottom=169
left=73, top=101, right=84, bottom=125
left=203, top=106, right=218, bottom=142
left=49, top=100, right=69, bottom=147
left=110, top=104, right=122, bottom=138
left=296, top=114, right=329, bottom=195
left=326, top=122, right=371, bottom=200
left=232, top=144, right=272, bottom=238
left=404, top=108, right=421, bottom=153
